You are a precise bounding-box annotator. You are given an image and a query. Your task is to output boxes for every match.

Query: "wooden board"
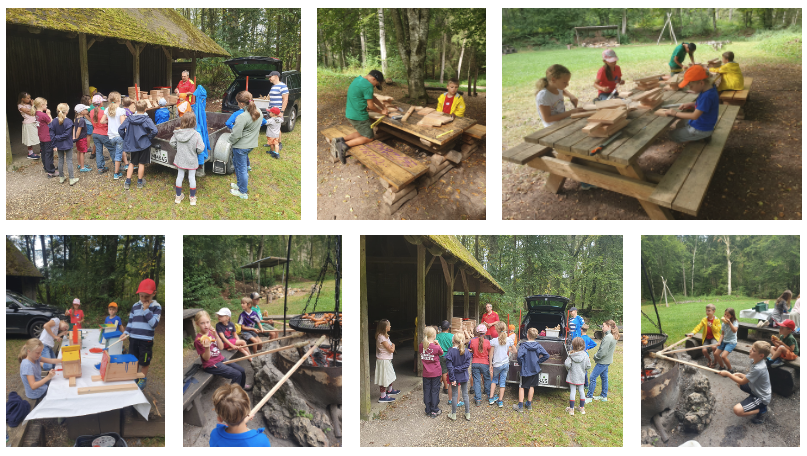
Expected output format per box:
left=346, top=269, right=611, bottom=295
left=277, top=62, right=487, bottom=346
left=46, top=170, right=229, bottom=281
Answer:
left=594, top=99, right=627, bottom=109
left=349, top=143, right=427, bottom=192
left=381, top=101, right=476, bottom=145
left=631, top=88, right=663, bottom=102
left=524, top=117, right=575, bottom=143
left=77, top=384, right=139, bottom=395
left=587, top=108, right=627, bottom=124
left=570, top=111, right=597, bottom=119
left=463, top=124, right=486, bottom=140
left=540, top=118, right=591, bottom=149
left=587, top=118, right=629, bottom=138
left=363, top=141, right=428, bottom=178
left=634, top=74, right=665, bottom=83
left=502, top=142, right=552, bottom=165
left=69, top=377, right=76, bottom=387
left=417, top=107, right=435, bottom=116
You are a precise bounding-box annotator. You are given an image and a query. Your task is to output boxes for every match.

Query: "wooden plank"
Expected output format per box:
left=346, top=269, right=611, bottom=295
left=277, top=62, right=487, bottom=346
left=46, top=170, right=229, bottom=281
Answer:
left=672, top=105, right=740, bottom=215
left=618, top=164, right=674, bottom=220
left=380, top=101, right=475, bottom=145
left=582, top=122, right=602, bottom=133
left=570, top=111, right=597, bottom=119
left=607, top=116, right=676, bottom=165
left=320, top=127, right=346, bottom=142
left=377, top=124, right=458, bottom=153
left=77, top=384, right=139, bottom=395
left=463, top=124, right=486, bottom=139
left=69, top=377, right=76, bottom=387
left=543, top=154, right=573, bottom=193
left=349, top=144, right=416, bottom=192
left=363, top=141, right=428, bottom=178
left=503, top=142, right=552, bottom=165
left=588, top=108, right=627, bottom=124
left=523, top=117, right=576, bottom=143
left=569, top=107, right=657, bottom=160
left=634, top=74, right=665, bottom=83
left=631, top=88, right=662, bottom=102
left=594, top=99, right=628, bottom=109
left=535, top=156, right=657, bottom=200
left=540, top=118, right=591, bottom=148
left=588, top=118, right=630, bottom=138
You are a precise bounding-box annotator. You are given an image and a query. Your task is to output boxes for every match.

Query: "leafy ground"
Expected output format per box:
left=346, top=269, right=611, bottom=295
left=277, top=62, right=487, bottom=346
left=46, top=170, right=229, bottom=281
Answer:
left=360, top=342, right=623, bottom=447
left=317, top=68, right=487, bottom=220
left=502, top=41, right=802, bottom=220
left=6, top=103, right=301, bottom=220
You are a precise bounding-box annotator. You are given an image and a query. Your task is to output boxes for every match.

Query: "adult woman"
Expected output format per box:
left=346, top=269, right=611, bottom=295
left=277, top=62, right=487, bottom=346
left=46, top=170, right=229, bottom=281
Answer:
left=769, top=290, right=793, bottom=327
left=481, top=303, right=500, bottom=340
left=227, top=91, right=262, bottom=199
left=469, top=324, right=493, bottom=406
left=790, top=295, right=800, bottom=329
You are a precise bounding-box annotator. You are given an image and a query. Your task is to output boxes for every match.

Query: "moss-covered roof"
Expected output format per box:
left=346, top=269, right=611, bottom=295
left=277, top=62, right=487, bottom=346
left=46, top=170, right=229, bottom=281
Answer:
left=425, top=236, right=504, bottom=294
left=6, top=8, right=229, bottom=57
left=6, top=240, right=44, bottom=278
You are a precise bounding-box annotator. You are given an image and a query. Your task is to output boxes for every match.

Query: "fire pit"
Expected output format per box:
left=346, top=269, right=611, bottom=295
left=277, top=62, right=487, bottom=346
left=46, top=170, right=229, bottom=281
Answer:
left=275, top=335, right=342, bottom=406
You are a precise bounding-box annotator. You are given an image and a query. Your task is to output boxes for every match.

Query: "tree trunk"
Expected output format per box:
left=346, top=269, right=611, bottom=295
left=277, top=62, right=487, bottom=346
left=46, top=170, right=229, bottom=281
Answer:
left=466, top=46, right=473, bottom=93
left=257, top=235, right=265, bottom=290
left=378, top=9, right=388, bottom=75
left=392, top=8, right=430, bottom=104
left=456, top=37, right=466, bottom=81
left=691, top=243, right=697, bottom=296
left=682, top=264, right=687, bottom=297
left=359, top=236, right=371, bottom=420
left=153, top=237, right=162, bottom=292
left=416, top=244, right=426, bottom=376
left=712, top=8, right=717, bottom=32
left=622, top=9, right=627, bottom=35
left=120, top=235, right=131, bottom=297
left=39, top=236, right=51, bottom=303
left=729, top=8, right=733, bottom=22
left=360, top=24, right=367, bottom=68
left=439, top=32, right=447, bottom=84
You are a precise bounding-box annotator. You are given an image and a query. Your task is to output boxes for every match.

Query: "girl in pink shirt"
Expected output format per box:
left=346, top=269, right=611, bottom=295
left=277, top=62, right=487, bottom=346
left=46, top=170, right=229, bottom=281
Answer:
left=375, top=319, right=400, bottom=403
left=18, top=92, right=40, bottom=159
left=420, top=326, right=443, bottom=418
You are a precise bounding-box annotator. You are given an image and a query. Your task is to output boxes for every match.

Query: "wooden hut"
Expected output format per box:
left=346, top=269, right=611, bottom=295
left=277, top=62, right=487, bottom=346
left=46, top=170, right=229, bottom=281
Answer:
left=5, top=8, right=229, bottom=166
left=359, top=235, right=504, bottom=420
left=6, top=239, right=43, bottom=299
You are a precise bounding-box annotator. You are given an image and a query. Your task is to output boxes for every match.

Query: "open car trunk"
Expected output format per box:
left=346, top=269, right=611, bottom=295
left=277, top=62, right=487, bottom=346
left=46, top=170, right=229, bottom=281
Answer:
left=506, top=339, right=569, bottom=389
left=523, top=313, right=565, bottom=340
left=223, top=79, right=276, bottom=111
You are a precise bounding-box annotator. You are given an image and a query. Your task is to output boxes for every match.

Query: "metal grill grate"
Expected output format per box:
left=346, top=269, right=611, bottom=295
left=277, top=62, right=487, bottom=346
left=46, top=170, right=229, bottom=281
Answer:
left=289, top=311, right=342, bottom=334
left=641, top=333, right=668, bottom=353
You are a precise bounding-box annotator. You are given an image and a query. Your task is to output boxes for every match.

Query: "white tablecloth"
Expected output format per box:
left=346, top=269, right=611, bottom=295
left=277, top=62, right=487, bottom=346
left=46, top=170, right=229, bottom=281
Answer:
left=739, top=309, right=790, bottom=321
left=26, top=329, right=151, bottom=421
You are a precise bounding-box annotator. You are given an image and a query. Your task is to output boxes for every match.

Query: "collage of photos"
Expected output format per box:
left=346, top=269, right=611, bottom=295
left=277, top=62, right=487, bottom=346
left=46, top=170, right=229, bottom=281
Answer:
left=3, top=5, right=803, bottom=451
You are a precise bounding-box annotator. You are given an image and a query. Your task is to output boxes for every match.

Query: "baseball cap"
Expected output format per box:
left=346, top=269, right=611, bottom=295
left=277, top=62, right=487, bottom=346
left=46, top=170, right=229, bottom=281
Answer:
left=108, top=302, right=118, bottom=308
left=476, top=324, right=487, bottom=334
left=368, top=70, right=385, bottom=89
left=158, top=98, right=167, bottom=106
left=250, top=292, right=261, bottom=300
left=92, top=94, right=103, bottom=104
left=602, top=49, right=618, bottom=63
left=569, top=307, right=578, bottom=312
left=780, top=319, right=796, bottom=331
left=678, top=65, right=708, bottom=89
left=74, top=103, right=88, bottom=113
left=269, top=107, right=281, bottom=115
left=215, top=308, right=232, bottom=317
left=268, top=71, right=280, bottom=77
left=72, top=298, right=81, bottom=305
left=136, top=278, right=156, bottom=295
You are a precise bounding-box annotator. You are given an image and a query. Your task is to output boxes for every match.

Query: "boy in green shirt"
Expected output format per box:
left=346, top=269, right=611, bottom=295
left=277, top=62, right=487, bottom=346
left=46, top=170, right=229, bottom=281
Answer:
left=435, top=321, right=455, bottom=396
left=668, top=43, right=697, bottom=75
left=334, top=70, right=387, bottom=164
left=768, top=319, right=799, bottom=367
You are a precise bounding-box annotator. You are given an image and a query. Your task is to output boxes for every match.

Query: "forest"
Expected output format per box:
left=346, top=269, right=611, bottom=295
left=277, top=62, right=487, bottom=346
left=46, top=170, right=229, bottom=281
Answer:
left=641, top=235, right=800, bottom=301
left=318, top=9, right=486, bottom=103
left=503, top=8, right=802, bottom=47
left=175, top=8, right=301, bottom=92
left=8, top=235, right=165, bottom=321
left=455, top=235, right=623, bottom=321
left=183, top=235, right=339, bottom=309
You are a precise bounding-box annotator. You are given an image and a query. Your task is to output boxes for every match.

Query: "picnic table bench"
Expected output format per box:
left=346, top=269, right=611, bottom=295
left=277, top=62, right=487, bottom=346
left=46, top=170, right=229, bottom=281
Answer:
left=183, top=346, right=237, bottom=426
left=718, top=77, right=752, bottom=120
left=504, top=88, right=741, bottom=219
left=374, top=101, right=478, bottom=153
left=736, top=321, right=801, bottom=341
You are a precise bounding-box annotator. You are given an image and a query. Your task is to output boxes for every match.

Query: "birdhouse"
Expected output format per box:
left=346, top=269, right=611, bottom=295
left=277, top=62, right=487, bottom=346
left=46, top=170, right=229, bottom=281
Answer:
left=62, top=345, right=82, bottom=383
left=67, top=329, right=84, bottom=348
left=98, top=324, right=117, bottom=343
left=101, top=330, right=123, bottom=356
left=99, top=352, right=143, bottom=382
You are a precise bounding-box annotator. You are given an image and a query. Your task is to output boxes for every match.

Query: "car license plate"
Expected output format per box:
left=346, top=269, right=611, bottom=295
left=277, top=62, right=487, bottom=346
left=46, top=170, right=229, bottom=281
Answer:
left=539, top=373, right=549, bottom=385
left=151, top=149, right=168, bottom=164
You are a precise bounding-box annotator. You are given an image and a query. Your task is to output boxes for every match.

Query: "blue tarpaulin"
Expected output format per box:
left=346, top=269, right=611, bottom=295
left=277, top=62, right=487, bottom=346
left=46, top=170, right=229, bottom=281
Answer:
left=193, top=85, right=210, bottom=165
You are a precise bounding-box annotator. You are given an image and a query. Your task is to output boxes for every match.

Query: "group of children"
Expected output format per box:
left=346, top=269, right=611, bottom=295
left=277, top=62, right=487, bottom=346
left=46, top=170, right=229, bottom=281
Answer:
left=374, top=312, right=619, bottom=421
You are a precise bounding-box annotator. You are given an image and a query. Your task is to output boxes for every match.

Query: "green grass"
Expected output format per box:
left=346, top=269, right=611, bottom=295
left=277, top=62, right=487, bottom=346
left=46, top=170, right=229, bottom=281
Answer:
left=502, top=40, right=801, bottom=149
left=222, top=279, right=342, bottom=316
left=317, top=67, right=486, bottom=94
left=66, top=122, right=301, bottom=220
left=641, top=295, right=769, bottom=342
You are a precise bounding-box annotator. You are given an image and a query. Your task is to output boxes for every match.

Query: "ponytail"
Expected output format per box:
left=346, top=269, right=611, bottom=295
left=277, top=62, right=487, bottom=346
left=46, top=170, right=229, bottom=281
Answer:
left=534, top=64, right=572, bottom=95
left=56, top=103, right=69, bottom=125
left=603, top=62, right=613, bottom=81
left=237, top=91, right=260, bottom=121
left=605, top=319, right=619, bottom=341
left=19, top=338, right=44, bottom=364
left=497, top=321, right=507, bottom=346
left=107, top=91, right=121, bottom=117
left=422, top=326, right=436, bottom=353
left=477, top=333, right=484, bottom=354
left=453, top=333, right=466, bottom=356
left=534, top=77, right=549, bottom=94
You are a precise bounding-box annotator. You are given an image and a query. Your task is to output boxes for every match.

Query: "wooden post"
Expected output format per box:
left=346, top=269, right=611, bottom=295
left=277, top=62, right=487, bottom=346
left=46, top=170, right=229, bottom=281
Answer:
left=416, top=243, right=425, bottom=376
left=78, top=33, right=89, bottom=97
left=6, top=120, right=12, bottom=167
left=446, top=263, right=454, bottom=322
left=359, top=236, right=371, bottom=421
left=191, top=54, right=197, bottom=81
left=125, top=41, right=142, bottom=85
left=162, top=47, right=173, bottom=87
left=462, top=269, right=469, bottom=318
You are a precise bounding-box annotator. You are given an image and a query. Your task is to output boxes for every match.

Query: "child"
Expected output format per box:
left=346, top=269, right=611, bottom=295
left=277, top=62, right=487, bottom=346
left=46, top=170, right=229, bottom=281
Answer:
left=121, top=97, right=135, bottom=117
left=513, top=327, right=549, bottom=412
left=714, top=308, right=739, bottom=372
left=264, top=107, right=283, bottom=159
left=709, top=51, right=744, bottom=92
left=106, top=302, right=124, bottom=333
left=686, top=304, right=721, bottom=368
left=194, top=310, right=249, bottom=391
left=104, top=92, right=125, bottom=177
left=73, top=104, right=91, bottom=173
left=436, top=78, right=466, bottom=118
left=568, top=306, right=584, bottom=340
left=719, top=341, right=772, bottom=424
left=65, top=298, right=84, bottom=330
left=489, top=321, right=515, bottom=407
left=39, top=316, right=69, bottom=370
left=120, top=278, right=162, bottom=390
left=237, top=297, right=264, bottom=352
left=155, top=98, right=171, bottom=124
left=445, top=332, right=472, bottom=421
left=248, top=292, right=278, bottom=336
left=33, top=98, right=57, bottom=177
left=768, top=319, right=799, bottom=367
left=50, top=104, right=78, bottom=185
left=19, top=339, right=60, bottom=401
left=420, top=326, right=444, bottom=418
left=534, top=64, right=583, bottom=127
left=119, top=100, right=158, bottom=190
left=18, top=92, right=40, bottom=159
left=586, top=320, right=619, bottom=403
left=657, top=65, right=719, bottom=144
left=593, top=49, right=625, bottom=101
left=215, top=308, right=250, bottom=357
left=580, top=325, right=597, bottom=351
left=469, top=324, right=492, bottom=406
left=210, top=384, right=270, bottom=446
left=375, top=319, right=399, bottom=402
left=170, top=111, right=205, bottom=205
left=89, top=94, right=113, bottom=175
left=435, top=320, right=454, bottom=397
left=769, top=290, right=792, bottom=327
left=80, top=94, right=95, bottom=158
left=565, top=337, right=591, bottom=416
left=176, top=93, right=191, bottom=118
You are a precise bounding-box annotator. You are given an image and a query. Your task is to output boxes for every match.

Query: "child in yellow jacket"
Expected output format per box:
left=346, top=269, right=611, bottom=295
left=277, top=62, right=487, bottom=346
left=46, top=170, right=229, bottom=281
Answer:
left=436, top=78, right=466, bottom=118
left=687, top=304, right=722, bottom=368
left=708, top=51, right=744, bottom=92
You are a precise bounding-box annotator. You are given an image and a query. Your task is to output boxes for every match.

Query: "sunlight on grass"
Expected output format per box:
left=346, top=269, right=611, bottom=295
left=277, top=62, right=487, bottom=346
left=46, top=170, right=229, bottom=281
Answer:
left=224, top=279, right=342, bottom=316
left=641, top=296, right=768, bottom=342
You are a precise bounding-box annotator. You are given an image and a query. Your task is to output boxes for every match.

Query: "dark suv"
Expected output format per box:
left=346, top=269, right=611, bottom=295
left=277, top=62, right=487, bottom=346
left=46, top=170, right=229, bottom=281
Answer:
left=506, top=294, right=572, bottom=389
left=6, top=289, right=60, bottom=338
left=220, top=57, right=301, bottom=132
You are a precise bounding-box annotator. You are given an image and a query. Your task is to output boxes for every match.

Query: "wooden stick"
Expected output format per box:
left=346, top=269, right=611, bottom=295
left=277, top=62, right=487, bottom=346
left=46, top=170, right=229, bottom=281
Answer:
left=150, top=394, right=162, bottom=418
left=237, top=331, right=305, bottom=348
left=105, top=338, right=125, bottom=350
left=77, top=383, right=139, bottom=395
left=659, top=344, right=717, bottom=355
left=249, top=335, right=327, bottom=418
left=658, top=336, right=689, bottom=354
left=222, top=340, right=309, bottom=364
left=650, top=352, right=721, bottom=374
left=401, top=105, right=416, bottom=123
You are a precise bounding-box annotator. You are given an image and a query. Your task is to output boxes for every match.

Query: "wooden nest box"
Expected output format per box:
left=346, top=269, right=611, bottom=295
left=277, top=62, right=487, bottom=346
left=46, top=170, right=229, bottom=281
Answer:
left=99, top=352, right=143, bottom=382
left=62, top=345, right=82, bottom=380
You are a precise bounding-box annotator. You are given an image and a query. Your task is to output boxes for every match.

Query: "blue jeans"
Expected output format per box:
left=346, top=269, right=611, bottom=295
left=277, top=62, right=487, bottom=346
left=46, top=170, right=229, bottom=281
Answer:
left=232, top=148, right=252, bottom=193
left=491, top=364, right=509, bottom=388
left=92, top=133, right=113, bottom=169
left=109, top=135, right=124, bottom=163
left=471, top=363, right=490, bottom=401
left=587, top=363, right=609, bottom=398
left=42, top=345, right=56, bottom=370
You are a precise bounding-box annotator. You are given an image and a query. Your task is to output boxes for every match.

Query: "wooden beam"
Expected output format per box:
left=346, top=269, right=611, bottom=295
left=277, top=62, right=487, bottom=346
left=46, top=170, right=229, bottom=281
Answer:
left=163, top=46, right=173, bottom=87
left=191, top=54, right=197, bottom=80
left=124, top=41, right=142, bottom=85
left=28, top=27, right=41, bottom=34
left=87, top=38, right=96, bottom=50
left=462, top=270, right=469, bottom=318
left=439, top=256, right=451, bottom=285
left=359, top=236, right=371, bottom=421
left=77, top=384, right=139, bottom=395
left=446, top=264, right=455, bottom=322
left=425, top=254, right=436, bottom=276
left=78, top=33, right=89, bottom=97
left=402, top=235, right=422, bottom=245
left=416, top=244, right=425, bottom=376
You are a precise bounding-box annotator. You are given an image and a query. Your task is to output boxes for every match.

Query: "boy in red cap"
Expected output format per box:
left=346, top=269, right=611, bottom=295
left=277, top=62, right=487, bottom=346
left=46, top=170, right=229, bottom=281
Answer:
left=656, top=64, right=718, bottom=144
left=264, top=106, right=283, bottom=159
left=768, top=319, right=799, bottom=367
left=120, top=278, right=162, bottom=390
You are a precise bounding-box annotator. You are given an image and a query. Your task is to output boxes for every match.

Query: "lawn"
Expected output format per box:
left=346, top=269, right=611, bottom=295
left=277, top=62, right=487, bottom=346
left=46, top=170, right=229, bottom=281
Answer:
left=65, top=122, right=301, bottom=220
left=317, top=67, right=486, bottom=94
left=640, top=295, right=769, bottom=342
left=502, top=41, right=800, bottom=149
left=222, top=279, right=342, bottom=315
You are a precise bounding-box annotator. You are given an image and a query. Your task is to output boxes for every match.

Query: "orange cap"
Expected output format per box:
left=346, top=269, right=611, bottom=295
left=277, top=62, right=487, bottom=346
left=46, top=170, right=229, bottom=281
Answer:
left=108, top=302, right=118, bottom=308
left=679, top=65, right=708, bottom=89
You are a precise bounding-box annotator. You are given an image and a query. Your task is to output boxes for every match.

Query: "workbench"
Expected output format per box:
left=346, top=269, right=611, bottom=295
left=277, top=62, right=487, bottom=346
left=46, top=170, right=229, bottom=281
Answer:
left=374, top=101, right=477, bottom=153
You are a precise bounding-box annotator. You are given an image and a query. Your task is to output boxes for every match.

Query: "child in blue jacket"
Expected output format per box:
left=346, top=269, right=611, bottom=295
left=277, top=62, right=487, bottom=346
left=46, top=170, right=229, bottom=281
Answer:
left=514, top=328, right=549, bottom=413
left=118, top=100, right=158, bottom=190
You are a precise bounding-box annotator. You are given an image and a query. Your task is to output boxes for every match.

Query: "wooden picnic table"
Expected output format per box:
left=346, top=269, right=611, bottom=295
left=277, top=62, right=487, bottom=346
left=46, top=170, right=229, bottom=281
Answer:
left=374, top=101, right=477, bottom=150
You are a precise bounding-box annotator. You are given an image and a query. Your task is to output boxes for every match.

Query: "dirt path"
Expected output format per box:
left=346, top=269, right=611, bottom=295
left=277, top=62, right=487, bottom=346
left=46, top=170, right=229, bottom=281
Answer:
left=317, top=83, right=486, bottom=220
left=503, top=63, right=802, bottom=220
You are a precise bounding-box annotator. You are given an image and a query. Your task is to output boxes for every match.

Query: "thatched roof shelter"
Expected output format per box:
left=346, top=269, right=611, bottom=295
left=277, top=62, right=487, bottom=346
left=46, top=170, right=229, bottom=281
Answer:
left=6, top=239, right=43, bottom=299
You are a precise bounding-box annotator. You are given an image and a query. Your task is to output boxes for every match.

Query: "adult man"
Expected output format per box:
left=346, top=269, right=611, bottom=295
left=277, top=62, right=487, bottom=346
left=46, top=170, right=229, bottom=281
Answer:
left=669, top=42, right=697, bottom=76
left=481, top=303, right=500, bottom=340
left=267, top=71, right=289, bottom=151
left=175, top=70, right=196, bottom=105
left=333, top=70, right=387, bottom=164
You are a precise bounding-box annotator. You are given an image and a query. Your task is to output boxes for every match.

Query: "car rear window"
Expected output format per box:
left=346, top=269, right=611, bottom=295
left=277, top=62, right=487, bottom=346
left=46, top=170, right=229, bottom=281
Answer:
left=526, top=297, right=566, bottom=309
left=230, top=62, right=281, bottom=77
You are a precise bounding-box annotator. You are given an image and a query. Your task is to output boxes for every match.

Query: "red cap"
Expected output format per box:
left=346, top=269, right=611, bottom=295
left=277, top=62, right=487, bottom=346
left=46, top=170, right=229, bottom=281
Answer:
left=269, top=107, right=281, bottom=115
left=136, top=278, right=156, bottom=295
left=780, top=319, right=796, bottom=331
left=679, top=65, right=708, bottom=89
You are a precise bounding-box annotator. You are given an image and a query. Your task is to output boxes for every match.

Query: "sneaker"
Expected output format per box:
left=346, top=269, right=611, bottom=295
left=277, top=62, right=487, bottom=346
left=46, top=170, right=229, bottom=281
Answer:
left=457, top=401, right=464, bottom=407
left=751, top=412, right=767, bottom=424
left=98, top=167, right=108, bottom=174
left=447, top=400, right=453, bottom=406
left=279, top=142, right=283, bottom=153
left=89, top=153, right=96, bottom=159
left=28, top=153, right=40, bottom=160
left=231, top=183, right=239, bottom=190
left=175, top=193, right=185, bottom=204
left=137, top=179, right=144, bottom=189
left=497, top=400, right=504, bottom=408
left=435, top=408, right=442, bottom=416
left=230, top=189, right=248, bottom=199
left=386, top=389, right=401, bottom=395
left=69, top=178, right=79, bottom=186
left=271, top=152, right=280, bottom=159
left=585, top=396, right=593, bottom=404
left=566, top=406, right=575, bottom=416
left=489, top=397, right=496, bottom=405
left=59, top=176, right=67, bottom=184
left=579, top=407, right=586, bottom=415
left=79, top=166, right=89, bottom=173
left=770, top=358, right=784, bottom=368
left=442, top=388, right=449, bottom=395
left=448, top=413, right=457, bottom=421
left=465, top=412, right=471, bottom=421
left=244, top=384, right=253, bottom=392
left=190, top=196, right=197, bottom=206
left=248, top=165, right=252, bottom=171
left=429, top=412, right=437, bottom=419
left=594, top=396, right=608, bottom=402
left=337, top=138, right=348, bottom=164
left=113, top=172, right=122, bottom=180
left=378, top=396, right=395, bottom=403
left=475, top=399, right=482, bottom=407
left=525, top=401, right=533, bottom=410
left=136, top=377, right=147, bottom=390
left=47, top=172, right=58, bottom=178
left=513, top=404, right=523, bottom=413
left=124, top=180, right=130, bottom=190
left=580, top=182, right=598, bottom=190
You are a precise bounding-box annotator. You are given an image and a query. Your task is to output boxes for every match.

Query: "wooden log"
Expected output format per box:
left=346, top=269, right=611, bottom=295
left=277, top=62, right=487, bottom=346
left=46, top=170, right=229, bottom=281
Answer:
left=378, top=176, right=390, bottom=189
left=383, top=185, right=416, bottom=205
left=660, top=344, right=718, bottom=355
left=430, top=153, right=446, bottom=167
left=77, top=384, right=140, bottom=395
left=222, top=340, right=308, bottom=364
left=428, top=160, right=450, bottom=176
left=401, top=106, right=416, bottom=123
left=383, top=187, right=418, bottom=216
left=445, top=150, right=462, bottom=164
left=460, top=143, right=477, bottom=154
left=248, top=335, right=327, bottom=418
left=650, top=351, right=721, bottom=374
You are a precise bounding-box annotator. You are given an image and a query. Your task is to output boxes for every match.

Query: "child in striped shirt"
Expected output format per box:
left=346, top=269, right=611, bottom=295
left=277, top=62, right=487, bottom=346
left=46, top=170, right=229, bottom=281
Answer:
left=121, top=278, right=162, bottom=390
left=238, top=297, right=264, bottom=352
